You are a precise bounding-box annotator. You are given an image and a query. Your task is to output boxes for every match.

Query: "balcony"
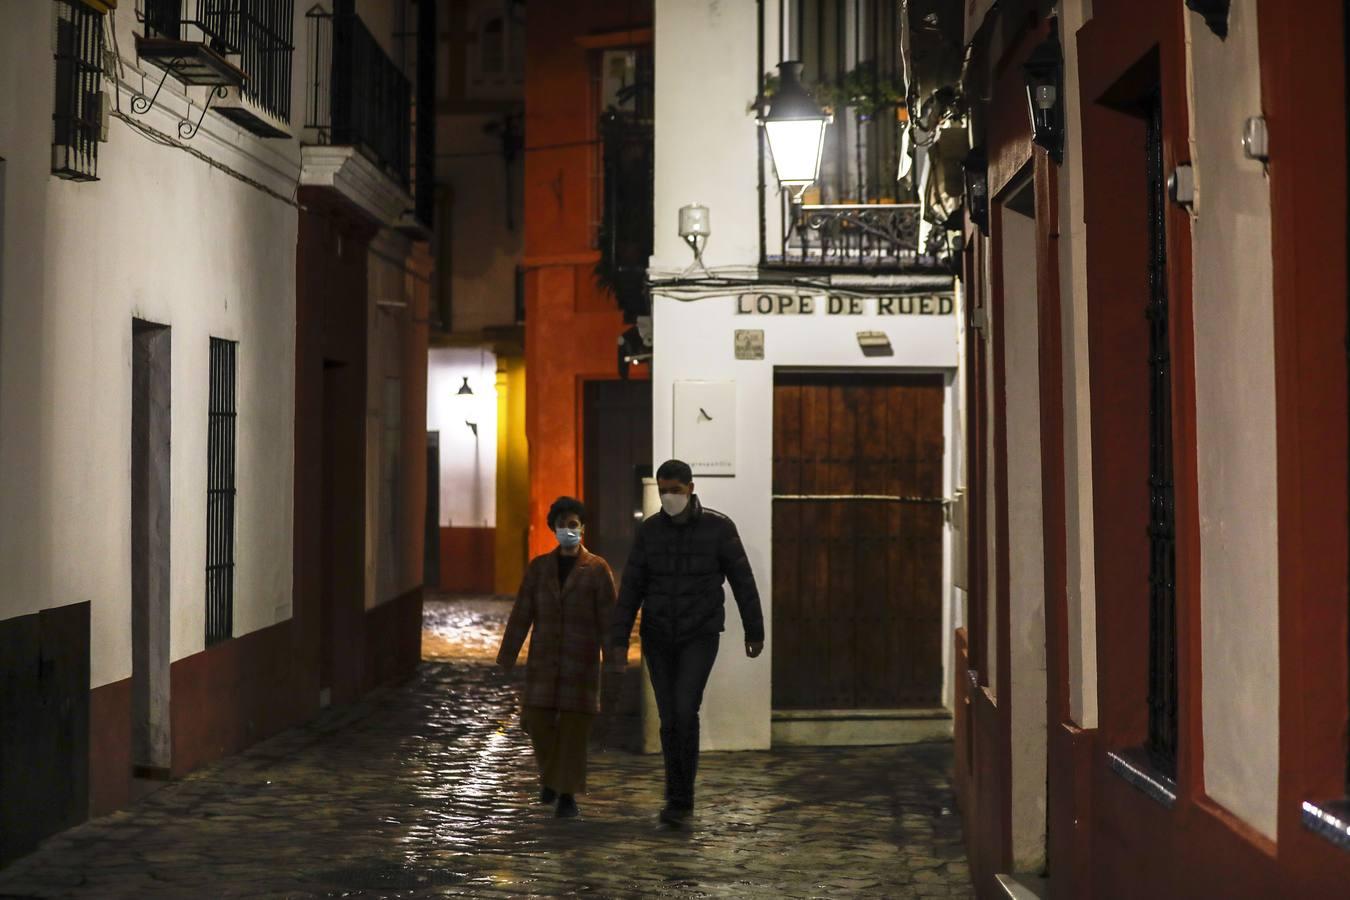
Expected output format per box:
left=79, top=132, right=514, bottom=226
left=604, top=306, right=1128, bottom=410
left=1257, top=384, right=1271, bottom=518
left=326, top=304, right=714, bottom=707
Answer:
left=305, top=6, right=411, bottom=190
left=136, top=0, right=294, bottom=138
left=779, top=202, right=922, bottom=270
left=597, top=111, right=654, bottom=320
left=758, top=0, right=955, bottom=274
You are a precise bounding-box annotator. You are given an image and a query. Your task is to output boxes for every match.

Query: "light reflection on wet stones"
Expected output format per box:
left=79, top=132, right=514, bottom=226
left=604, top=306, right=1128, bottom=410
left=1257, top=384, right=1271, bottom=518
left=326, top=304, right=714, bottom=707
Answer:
left=0, top=597, right=974, bottom=898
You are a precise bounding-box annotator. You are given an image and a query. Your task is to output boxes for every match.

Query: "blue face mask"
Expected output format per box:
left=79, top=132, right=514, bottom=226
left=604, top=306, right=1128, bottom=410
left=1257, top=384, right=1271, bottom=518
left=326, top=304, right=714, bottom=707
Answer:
left=555, top=527, right=582, bottom=549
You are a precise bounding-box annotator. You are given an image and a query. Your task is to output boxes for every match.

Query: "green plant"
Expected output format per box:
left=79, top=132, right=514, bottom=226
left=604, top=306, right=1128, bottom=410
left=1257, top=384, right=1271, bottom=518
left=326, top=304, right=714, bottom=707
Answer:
left=751, top=62, right=907, bottom=118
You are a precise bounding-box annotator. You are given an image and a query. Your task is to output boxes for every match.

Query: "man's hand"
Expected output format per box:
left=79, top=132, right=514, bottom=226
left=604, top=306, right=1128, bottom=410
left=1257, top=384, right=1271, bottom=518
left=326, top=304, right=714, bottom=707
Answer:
left=745, top=641, right=764, bottom=659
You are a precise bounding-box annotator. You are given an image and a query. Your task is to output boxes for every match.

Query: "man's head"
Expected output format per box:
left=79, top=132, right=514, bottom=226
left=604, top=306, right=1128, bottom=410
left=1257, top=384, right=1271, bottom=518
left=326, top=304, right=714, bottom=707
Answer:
left=656, top=459, right=694, bottom=516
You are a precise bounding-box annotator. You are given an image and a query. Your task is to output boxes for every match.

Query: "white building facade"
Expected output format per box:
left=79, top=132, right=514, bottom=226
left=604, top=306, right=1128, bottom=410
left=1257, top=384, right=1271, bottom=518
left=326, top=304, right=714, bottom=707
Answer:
left=649, top=0, right=963, bottom=750
left=0, top=0, right=431, bottom=864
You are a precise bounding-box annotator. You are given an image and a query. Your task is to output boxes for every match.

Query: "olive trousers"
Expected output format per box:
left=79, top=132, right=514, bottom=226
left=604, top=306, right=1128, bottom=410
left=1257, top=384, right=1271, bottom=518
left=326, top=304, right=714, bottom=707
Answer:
left=522, top=706, right=595, bottom=795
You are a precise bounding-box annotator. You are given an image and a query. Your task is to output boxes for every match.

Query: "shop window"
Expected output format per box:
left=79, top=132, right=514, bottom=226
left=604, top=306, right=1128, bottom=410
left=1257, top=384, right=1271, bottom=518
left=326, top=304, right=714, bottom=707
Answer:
left=206, top=337, right=238, bottom=646
left=52, top=0, right=104, bottom=182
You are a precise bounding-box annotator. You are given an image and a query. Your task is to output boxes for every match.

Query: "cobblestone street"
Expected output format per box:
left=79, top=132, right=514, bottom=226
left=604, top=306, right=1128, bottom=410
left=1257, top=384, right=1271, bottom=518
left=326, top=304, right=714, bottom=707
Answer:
left=0, top=599, right=972, bottom=898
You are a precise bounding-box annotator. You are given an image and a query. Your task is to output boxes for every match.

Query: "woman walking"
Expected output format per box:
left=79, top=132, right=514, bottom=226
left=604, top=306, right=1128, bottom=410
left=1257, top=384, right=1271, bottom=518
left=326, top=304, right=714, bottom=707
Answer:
left=496, top=496, right=620, bottom=818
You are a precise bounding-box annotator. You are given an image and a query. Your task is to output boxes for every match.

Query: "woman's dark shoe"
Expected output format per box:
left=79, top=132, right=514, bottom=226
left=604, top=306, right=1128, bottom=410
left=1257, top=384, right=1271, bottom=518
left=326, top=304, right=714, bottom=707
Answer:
left=555, top=794, right=580, bottom=818
left=659, top=804, right=692, bottom=826
left=539, top=787, right=558, bottom=805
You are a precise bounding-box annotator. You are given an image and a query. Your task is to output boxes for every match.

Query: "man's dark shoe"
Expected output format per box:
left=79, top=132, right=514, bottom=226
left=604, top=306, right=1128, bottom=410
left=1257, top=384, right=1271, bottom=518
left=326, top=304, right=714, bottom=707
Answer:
left=659, top=804, right=692, bottom=826
left=539, top=787, right=558, bottom=805
left=556, top=794, right=580, bottom=818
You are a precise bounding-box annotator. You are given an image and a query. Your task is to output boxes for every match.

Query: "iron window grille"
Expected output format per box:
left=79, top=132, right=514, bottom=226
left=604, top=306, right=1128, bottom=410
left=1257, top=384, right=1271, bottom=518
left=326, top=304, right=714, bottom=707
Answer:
left=760, top=0, right=921, bottom=270
left=305, top=5, right=413, bottom=189
left=1144, top=92, right=1179, bottom=780
left=139, top=0, right=295, bottom=125
left=205, top=337, right=238, bottom=646
left=53, top=0, right=104, bottom=182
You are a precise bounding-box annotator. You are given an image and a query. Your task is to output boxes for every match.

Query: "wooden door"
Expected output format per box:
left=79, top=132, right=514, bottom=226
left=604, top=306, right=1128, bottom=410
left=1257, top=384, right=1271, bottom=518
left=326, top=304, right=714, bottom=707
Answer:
left=583, top=379, right=653, bottom=580
left=772, top=373, right=945, bottom=709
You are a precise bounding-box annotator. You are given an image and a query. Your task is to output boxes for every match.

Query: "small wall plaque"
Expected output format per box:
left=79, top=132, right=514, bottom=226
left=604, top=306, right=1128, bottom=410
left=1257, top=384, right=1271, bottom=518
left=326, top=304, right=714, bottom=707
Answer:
left=734, top=329, right=765, bottom=360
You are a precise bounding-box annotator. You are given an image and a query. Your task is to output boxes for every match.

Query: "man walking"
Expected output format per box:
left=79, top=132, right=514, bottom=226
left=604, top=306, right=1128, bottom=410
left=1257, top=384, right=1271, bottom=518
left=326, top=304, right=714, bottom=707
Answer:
left=610, top=459, right=765, bottom=826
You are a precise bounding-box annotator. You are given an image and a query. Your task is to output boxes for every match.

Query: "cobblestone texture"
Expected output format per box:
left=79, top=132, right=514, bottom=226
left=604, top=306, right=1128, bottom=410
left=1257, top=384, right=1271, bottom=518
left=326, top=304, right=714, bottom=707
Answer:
left=0, top=598, right=972, bottom=898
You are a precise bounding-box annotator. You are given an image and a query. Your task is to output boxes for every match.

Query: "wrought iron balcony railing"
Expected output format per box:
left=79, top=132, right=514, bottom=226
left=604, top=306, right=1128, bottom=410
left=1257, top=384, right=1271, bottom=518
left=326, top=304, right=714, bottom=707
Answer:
left=305, top=6, right=412, bottom=189
left=139, top=0, right=294, bottom=126
left=774, top=202, right=922, bottom=269
left=597, top=112, right=654, bottom=318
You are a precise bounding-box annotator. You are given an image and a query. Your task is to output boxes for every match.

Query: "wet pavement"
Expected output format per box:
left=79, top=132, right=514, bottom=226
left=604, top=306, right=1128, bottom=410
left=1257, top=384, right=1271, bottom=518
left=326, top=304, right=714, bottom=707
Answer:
left=0, top=596, right=972, bottom=898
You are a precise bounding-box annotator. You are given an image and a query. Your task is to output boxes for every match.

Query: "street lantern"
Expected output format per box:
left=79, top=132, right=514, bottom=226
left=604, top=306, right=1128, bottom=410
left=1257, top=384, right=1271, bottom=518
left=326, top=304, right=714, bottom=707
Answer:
left=963, top=146, right=989, bottom=236
left=761, top=61, right=832, bottom=197
left=1022, top=22, right=1064, bottom=163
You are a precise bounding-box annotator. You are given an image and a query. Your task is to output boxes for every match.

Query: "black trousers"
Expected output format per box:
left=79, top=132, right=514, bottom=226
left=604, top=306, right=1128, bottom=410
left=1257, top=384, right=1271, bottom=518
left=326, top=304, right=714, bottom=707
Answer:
left=642, top=633, right=720, bottom=809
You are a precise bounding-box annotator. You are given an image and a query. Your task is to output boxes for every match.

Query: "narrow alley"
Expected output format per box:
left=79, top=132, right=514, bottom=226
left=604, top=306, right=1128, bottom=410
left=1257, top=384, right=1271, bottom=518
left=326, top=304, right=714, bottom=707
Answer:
left=0, top=598, right=973, bottom=898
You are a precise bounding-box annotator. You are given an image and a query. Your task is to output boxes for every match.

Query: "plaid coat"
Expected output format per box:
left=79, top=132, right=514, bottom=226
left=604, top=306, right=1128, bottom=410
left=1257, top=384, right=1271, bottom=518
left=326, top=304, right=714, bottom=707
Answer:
left=497, top=547, right=618, bottom=714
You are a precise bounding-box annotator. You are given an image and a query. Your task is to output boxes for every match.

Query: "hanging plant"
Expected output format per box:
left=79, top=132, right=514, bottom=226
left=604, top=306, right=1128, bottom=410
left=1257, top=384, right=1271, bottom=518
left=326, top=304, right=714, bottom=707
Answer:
left=751, top=61, right=907, bottom=119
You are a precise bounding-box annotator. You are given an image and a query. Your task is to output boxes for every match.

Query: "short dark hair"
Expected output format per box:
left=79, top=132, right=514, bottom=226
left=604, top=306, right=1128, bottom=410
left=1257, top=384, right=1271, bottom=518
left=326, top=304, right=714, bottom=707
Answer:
left=656, top=459, right=693, bottom=484
left=547, top=496, right=586, bottom=530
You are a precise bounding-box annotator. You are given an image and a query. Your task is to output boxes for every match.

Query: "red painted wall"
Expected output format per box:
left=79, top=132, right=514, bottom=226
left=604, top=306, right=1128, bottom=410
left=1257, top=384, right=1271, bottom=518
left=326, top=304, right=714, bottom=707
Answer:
left=522, top=0, right=652, bottom=561
left=439, top=526, right=497, bottom=593
left=958, top=0, right=1350, bottom=896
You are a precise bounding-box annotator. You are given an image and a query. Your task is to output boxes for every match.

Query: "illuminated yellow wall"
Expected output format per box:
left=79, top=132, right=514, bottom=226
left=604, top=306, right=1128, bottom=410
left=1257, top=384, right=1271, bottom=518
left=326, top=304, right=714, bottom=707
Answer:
left=494, top=354, right=530, bottom=594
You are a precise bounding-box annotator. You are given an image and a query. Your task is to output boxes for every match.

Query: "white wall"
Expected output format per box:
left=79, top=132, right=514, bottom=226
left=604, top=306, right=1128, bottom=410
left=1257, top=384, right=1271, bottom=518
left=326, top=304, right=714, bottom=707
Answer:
left=0, top=6, right=301, bottom=690
left=1059, top=0, right=1099, bottom=730
left=652, top=0, right=962, bottom=749
left=653, top=293, right=958, bottom=749
left=1186, top=0, right=1281, bottom=842
left=1000, top=201, right=1047, bottom=873
left=427, top=347, right=498, bottom=528
left=653, top=0, right=769, bottom=272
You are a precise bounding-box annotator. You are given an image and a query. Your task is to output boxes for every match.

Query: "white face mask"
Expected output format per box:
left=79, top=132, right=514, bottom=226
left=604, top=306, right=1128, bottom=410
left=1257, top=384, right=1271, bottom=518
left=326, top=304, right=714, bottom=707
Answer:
left=660, top=492, right=690, bottom=517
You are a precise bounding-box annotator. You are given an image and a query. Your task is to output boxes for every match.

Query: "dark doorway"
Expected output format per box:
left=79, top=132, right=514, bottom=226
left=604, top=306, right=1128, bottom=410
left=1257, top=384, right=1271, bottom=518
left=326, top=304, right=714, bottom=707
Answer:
left=583, top=379, right=652, bottom=579
left=131, top=319, right=171, bottom=776
left=425, top=431, right=441, bottom=588
left=319, top=359, right=363, bottom=706
left=771, top=372, right=946, bottom=709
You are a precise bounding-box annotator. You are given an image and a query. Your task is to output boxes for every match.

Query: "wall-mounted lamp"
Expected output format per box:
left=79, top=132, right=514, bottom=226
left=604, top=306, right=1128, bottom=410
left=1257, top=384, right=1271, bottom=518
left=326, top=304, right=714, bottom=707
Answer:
left=1022, top=21, right=1064, bottom=164
left=857, top=331, right=894, bottom=358
left=1185, top=0, right=1230, bottom=40
left=457, top=376, right=474, bottom=396
left=963, top=146, right=990, bottom=236
left=759, top=61, right=832, bottom=198
left=678, top=204, right=711, bottom=275
left=618, top=315, right=653, bottom=380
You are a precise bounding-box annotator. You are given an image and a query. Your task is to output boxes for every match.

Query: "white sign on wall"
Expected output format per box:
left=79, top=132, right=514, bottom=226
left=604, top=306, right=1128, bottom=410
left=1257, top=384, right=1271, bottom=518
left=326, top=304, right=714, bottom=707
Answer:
left=673, top=380, right=736, bottom=476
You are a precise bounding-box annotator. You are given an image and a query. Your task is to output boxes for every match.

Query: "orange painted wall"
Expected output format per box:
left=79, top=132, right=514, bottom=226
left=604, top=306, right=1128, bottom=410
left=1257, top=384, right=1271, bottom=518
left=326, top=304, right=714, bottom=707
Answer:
left=523, top=0, right=652, bottom=560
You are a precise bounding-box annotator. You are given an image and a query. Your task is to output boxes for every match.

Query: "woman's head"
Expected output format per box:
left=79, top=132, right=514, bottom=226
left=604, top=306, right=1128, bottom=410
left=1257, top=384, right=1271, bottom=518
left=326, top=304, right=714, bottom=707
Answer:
left=547, top=496, right=586, bottom=532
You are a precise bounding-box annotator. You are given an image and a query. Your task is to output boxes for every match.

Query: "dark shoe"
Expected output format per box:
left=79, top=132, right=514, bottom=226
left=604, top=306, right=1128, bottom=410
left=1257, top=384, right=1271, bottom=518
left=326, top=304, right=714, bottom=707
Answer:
left=556, top=794, right=579, bottom=818
left=539, top=787, right=558, bottom=805
left=658, top=804, right=692, bottom=826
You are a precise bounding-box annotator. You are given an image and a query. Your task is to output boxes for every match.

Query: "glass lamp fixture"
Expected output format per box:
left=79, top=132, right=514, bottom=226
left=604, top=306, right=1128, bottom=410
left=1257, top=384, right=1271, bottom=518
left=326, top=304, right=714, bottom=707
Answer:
left=760, top=61, right=832, bottom=197
left=963, top=146, right=990, bottom=236
left=1022, top=22, right=1064, bottom=163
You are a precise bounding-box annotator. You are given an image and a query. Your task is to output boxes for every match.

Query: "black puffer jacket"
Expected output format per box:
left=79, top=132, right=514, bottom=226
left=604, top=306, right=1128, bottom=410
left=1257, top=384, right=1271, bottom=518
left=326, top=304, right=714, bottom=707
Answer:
left=611, top=496, right=765, bottom=646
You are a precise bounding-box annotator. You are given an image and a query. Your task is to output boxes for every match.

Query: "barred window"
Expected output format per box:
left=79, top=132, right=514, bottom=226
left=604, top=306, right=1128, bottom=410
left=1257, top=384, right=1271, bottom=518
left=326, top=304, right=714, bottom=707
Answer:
left=206, top=338, right=238, bottom=645
left=53, top=0, right=104, bottom=181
